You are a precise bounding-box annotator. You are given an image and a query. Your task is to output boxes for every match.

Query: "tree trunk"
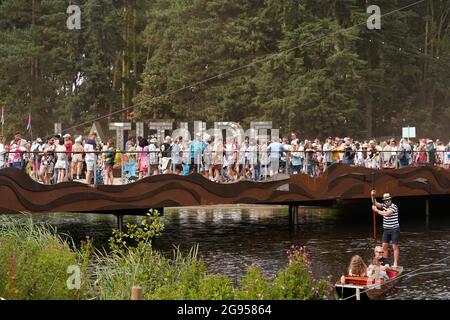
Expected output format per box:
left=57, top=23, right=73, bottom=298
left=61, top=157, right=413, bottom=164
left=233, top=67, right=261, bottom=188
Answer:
left=121, top=1, right=129, bottom=121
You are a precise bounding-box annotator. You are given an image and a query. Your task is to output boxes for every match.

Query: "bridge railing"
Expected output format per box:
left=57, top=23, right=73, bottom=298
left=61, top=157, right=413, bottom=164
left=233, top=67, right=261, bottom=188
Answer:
left=0, top=149, right=448, bottom=185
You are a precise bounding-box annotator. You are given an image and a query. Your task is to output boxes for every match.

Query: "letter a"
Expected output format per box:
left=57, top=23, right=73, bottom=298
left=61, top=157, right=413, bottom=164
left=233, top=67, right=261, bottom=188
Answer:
left=67, top=5, right=81, bottom=30
left=367, top=5, right=381, bottom=30
left=67, top=265, right=81, bottom=290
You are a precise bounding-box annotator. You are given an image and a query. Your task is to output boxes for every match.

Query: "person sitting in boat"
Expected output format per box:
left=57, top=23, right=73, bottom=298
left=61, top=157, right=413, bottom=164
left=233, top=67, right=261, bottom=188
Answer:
left=372, top=246, right=402, bottom=279
left=340, top=255, right=367, bottom=284
left=373, top=245, right=392, bottom=267
left=367, top=258, right=389, bottom=282
left=348, top=255, right=367, bottom=277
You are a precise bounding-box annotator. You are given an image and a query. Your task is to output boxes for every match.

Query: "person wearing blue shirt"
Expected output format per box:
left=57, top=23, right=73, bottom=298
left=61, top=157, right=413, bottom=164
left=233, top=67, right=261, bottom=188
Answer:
left=189, top=134, right=206, bottom=173
left=267, top=138, right=282, bottom=176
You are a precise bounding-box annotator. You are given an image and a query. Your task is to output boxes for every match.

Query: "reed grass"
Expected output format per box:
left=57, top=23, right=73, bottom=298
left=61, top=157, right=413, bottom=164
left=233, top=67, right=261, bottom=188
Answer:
left=0, top=217, right=88, bottom=300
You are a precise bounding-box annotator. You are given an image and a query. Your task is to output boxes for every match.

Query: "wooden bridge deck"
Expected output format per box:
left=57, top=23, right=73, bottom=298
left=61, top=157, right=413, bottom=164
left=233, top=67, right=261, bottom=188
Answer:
left=0, top=164, right=448, bottom=214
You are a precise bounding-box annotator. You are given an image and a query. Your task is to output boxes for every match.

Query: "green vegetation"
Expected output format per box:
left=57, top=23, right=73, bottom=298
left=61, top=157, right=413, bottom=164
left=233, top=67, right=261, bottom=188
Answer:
left=0, top=218, right=89, bottom=299
left=0, top=0, right=448, bottom=138
left=0, top=211, right=335, bottom=300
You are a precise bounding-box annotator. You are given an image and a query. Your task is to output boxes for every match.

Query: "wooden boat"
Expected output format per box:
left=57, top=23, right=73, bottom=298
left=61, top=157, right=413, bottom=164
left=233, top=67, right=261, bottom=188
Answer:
left=335, top=266, right=404, bottom=300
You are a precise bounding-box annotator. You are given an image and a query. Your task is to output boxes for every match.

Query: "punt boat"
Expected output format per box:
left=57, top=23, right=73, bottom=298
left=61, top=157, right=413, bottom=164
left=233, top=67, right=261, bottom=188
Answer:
left=335, top=266, right=404, bottom=300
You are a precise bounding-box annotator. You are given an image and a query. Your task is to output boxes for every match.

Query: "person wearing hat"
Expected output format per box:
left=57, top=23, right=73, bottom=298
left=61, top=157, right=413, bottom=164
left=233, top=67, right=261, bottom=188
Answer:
left=371, top=190, right=400, bottom=268
left=160, top=136, right=173, bottom=174
left=63, top=134, right=73, bottom=181
left=71, top=136, right=84, bottom=180
left=30, top=138, right=44, bottom=179
left=148, top=137, right=160, bottom=176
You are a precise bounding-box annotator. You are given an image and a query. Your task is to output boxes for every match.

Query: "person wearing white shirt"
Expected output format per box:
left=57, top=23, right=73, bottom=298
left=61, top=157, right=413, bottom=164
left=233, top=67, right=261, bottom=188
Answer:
left=267, top=138, right=282, bottom=176
left=322, top=137, right=333, bottom=169
left=0, top=135, right=6, bottom=169
left=84, top=132, right=98, bottom=184
left=54, top=138, right=67, bottom=183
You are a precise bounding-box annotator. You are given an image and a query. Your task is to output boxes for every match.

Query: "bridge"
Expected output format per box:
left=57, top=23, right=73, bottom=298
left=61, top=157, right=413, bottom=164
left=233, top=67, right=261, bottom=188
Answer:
left=0, top=165, right=448, bottom=224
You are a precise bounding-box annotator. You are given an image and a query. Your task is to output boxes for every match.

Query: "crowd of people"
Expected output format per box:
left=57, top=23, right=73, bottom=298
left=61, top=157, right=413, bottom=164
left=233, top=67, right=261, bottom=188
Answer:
left=0, top=130, right=449, bottom=185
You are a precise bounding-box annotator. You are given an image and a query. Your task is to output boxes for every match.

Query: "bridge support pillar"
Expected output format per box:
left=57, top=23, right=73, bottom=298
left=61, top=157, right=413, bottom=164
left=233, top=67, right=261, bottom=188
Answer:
left=289, top=204, right=298, bottom=226
left=116, top=214, right=124, bottom=232
left=425, top=199, right=430, bottom=228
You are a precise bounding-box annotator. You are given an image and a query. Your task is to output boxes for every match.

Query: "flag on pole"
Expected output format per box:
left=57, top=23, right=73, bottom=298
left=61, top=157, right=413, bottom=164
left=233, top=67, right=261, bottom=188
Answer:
left=0, top=107, right=4, bottom=126
left=26, top=113, right=32, bottom=133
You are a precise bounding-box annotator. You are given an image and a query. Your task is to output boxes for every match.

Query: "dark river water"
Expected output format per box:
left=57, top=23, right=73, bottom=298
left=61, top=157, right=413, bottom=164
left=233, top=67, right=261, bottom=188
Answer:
left=5, top=205, right=450, bottom=300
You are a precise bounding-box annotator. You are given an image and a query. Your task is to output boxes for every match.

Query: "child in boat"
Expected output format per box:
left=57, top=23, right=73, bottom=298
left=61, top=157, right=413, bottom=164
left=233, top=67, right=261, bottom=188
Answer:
left=367, top=258, right=389, bottom=281
left=340, top=255, right=367, bottom=284
left=348, top=255, right=368, bottom=277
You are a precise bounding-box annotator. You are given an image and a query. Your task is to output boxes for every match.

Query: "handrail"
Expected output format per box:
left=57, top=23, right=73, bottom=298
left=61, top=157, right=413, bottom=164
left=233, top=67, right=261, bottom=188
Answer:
left=0, top=147, right=448, bottom=185
left=1, top=150, right=448, bottom=154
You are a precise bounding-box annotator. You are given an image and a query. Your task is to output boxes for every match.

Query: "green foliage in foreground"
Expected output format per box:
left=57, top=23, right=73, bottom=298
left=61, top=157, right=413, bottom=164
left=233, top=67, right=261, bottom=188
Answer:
left=0, top=218, right=90, bottom=300
left=94, top=244, right=334, bottom=300
left=0, top=211, right=335, bottom=300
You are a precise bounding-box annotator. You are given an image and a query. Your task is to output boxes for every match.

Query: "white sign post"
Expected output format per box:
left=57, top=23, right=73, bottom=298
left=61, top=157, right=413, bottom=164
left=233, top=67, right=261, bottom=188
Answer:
left=402, top=127, right=416, bottom=139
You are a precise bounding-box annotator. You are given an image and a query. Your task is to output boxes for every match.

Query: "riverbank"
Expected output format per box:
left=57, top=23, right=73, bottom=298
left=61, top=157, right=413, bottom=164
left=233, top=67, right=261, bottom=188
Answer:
left=2, top=206, right=450, bottom=299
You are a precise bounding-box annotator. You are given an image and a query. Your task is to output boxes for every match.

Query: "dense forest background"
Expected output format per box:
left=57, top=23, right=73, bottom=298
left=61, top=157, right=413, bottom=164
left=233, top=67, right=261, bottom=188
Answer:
left=0, top=0, right=449, bottom=140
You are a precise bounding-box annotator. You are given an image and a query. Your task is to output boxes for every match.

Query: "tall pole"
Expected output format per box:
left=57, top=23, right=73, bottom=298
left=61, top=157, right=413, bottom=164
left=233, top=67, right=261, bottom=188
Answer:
left=371, top=173, right=377, bottom=242
left=373, top=206, right=377, bottom=242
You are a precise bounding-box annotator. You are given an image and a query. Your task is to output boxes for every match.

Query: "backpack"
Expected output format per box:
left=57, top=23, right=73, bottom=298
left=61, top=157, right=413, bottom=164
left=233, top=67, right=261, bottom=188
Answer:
left=397, top=146, right=405, bottom=160
left=104, top=148, right=115, bottom=165
left=114, top=149, right=122, bottom=166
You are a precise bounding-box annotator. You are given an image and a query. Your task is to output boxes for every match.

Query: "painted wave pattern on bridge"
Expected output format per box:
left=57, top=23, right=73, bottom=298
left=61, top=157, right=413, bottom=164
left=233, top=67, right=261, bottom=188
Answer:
left=0, top=165, right=449, bottom=213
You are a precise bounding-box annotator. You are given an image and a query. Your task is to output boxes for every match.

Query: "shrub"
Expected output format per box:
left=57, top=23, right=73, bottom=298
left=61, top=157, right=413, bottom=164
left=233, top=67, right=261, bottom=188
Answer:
left=271, top=246, right=334, bottom=300
left=108, top=209, right=164, bottom=253
left=145, top=244, right=235, bottom=300
left=235, top=265, right=271, bottom=300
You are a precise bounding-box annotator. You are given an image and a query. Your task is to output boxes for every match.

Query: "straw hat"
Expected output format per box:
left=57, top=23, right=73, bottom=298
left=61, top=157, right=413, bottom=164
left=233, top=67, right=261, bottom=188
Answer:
left=382, top=193, right=392, bottom=201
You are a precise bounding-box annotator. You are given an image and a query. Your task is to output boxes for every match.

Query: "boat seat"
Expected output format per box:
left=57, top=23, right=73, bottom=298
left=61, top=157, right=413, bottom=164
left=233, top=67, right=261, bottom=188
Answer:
left=341, top=276, right=385, bottom=286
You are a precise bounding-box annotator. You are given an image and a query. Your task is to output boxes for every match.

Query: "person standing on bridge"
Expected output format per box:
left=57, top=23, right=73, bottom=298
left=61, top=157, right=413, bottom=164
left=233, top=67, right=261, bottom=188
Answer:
left=371, top=190, right=400, bottom=268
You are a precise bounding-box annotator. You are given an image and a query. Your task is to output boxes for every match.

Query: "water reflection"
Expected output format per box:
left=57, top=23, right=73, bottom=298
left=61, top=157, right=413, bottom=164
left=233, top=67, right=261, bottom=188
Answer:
left=2, top=205, right=449, bottom=300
